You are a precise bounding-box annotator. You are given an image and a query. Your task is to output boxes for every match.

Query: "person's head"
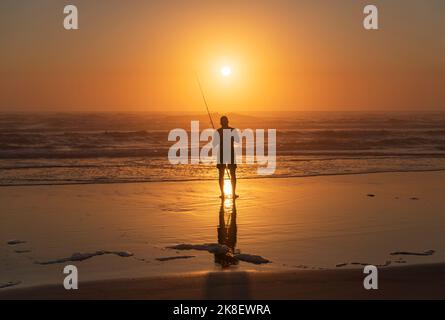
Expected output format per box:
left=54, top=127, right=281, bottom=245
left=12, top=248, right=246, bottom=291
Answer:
left=220, top=116, right=229, bottom=128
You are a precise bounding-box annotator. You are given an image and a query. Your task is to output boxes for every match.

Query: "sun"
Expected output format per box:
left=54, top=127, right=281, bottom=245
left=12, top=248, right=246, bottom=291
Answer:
left=220, top=65, right=232, bottom=77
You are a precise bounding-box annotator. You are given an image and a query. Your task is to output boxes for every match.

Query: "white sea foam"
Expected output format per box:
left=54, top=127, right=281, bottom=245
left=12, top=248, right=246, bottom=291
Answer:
left=35, top=250, right=134, bottom=265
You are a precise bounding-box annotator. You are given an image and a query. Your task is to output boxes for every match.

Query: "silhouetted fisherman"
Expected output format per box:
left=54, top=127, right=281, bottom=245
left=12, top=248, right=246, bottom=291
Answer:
left=213, top=116, right=240, bottom=199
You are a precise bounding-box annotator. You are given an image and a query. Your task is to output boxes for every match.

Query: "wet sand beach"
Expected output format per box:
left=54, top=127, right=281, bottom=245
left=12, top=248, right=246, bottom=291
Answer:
left=1, top=171, right=444, bottom=298
left=2, top=263, right=445, bottom=299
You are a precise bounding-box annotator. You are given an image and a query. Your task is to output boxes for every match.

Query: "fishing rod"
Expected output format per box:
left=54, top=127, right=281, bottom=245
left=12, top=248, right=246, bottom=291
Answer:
left=195, top=73, right=231, bottom=182
left=196, top=74, right=215, bottom=129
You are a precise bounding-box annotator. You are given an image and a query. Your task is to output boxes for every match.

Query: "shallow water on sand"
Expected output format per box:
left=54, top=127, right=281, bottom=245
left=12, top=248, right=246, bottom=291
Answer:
left=0, top=171, right=444, bottom=288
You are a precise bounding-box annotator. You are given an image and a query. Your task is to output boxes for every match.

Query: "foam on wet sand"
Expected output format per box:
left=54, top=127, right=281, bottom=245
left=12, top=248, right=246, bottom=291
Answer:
left=35, top=251, right=134, bottom=265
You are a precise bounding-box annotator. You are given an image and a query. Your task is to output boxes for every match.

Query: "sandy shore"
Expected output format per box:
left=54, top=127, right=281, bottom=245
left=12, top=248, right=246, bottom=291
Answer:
left=1, top=263, right=444, bottom=299
left=1, top=171, right=444, bottom=298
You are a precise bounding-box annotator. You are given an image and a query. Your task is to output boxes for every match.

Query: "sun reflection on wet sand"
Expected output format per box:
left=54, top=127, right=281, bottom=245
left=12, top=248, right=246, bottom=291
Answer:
left=223, top=179, right=233, bottom=197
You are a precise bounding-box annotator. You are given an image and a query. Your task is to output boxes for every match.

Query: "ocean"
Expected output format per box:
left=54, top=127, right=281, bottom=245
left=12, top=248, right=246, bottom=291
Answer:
left=1, top=112, right=445, bottom=186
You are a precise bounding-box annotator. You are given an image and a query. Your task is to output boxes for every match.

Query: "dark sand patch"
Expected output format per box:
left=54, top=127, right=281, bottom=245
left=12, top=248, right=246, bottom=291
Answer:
left=14, top=249, right=31, bottom=254
left=293, top=264, right=325, bottom=270
left=336, top=261, right=391, bottom=268
left=0, top=281, right=21, bottom=289
left=7, top=240, right=26, bottom=245
left=35, top=250, right=133, bottom=265
left=168, top=243, right=230, bottom=254
left=156, top=255, right=195, bottom=262
left=336, top=263, right=348, bottom=268
left=390, top=250, right=434, bottom=256
left=167, top=243, right=270, bottom=265
left=394, top=258, right=407, bottom=264
left=337, top=250, right=435, bottom=268
left=233, top=254, right=270, bottom=264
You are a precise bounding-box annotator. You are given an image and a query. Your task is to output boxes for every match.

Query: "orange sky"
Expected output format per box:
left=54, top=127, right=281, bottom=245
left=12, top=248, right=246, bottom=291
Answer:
left=0, top=0, right=444, bottom=112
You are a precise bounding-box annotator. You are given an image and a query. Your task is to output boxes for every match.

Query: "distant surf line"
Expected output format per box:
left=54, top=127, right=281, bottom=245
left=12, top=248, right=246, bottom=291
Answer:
left=1, top=168, right=445, bottom=187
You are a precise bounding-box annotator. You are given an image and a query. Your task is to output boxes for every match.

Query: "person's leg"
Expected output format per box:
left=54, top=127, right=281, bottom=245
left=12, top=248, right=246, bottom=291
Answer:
left=218, top=166, right=225, bottom=197
left=230, top=166, right=237, bottom=197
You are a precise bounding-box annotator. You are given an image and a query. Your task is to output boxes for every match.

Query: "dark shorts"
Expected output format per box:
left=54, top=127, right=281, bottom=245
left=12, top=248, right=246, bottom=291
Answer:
left=217, top=164, right=237, bottom=170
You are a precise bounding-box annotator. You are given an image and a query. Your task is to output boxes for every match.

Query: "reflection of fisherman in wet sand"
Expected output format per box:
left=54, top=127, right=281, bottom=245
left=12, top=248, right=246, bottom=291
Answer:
left=214, top=199, right=238, bottom=268
left=213, top=116, right=240, bottom=199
